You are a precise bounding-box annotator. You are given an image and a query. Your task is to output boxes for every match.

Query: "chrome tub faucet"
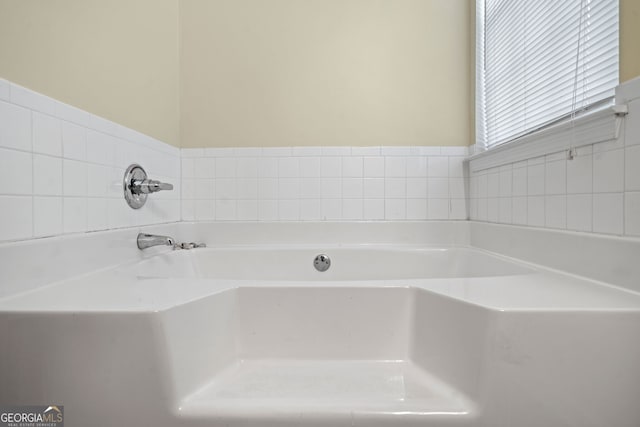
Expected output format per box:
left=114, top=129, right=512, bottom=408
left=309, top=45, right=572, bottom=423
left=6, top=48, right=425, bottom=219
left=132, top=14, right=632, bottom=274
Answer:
left=137, top=233, right=175, bottom=250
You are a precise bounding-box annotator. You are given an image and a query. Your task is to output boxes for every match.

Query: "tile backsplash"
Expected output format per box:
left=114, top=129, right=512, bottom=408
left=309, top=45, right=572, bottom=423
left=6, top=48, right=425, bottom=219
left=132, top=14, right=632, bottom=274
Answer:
left=0, top=79, right=180, bottom=243
left=181, top=146, right=468, bottom=222
left=6, top=74, right=638, bottom=242
left=468, top=77, right=640, bottom=238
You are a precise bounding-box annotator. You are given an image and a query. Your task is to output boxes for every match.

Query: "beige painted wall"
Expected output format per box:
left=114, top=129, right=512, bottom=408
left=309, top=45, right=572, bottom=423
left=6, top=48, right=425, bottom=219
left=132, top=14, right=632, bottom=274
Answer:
left=180, top=0, right=472, bottom=148
left=0, top=0, right=180, bottom=146
left=1, top=0, right=633, bottom=149
left=621, top=0, right=640, bottom=82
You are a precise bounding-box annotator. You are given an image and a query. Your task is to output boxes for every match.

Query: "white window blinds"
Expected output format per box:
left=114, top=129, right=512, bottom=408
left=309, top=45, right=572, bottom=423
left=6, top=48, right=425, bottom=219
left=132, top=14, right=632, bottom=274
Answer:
left=476, top=0, right=619, bottom=150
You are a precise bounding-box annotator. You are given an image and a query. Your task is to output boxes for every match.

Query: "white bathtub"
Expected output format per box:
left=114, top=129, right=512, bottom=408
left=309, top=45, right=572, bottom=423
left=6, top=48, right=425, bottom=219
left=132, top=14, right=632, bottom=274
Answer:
left=1, top=221, right=639, bottom=427
left=133, top=246, right=533, bottom=280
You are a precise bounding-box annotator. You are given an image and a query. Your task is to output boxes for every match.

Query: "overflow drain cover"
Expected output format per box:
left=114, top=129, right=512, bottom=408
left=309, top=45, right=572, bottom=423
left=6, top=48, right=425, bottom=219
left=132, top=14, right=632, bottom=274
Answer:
left=313, top=254, right=331, bottom=272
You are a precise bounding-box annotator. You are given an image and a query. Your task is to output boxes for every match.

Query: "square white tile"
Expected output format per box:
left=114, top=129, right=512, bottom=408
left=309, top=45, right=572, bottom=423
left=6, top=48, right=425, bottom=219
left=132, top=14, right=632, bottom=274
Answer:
left=320, top=157, right=342, bottom=177
left=527, top=196, right=545, bottom=227
left=237, top=178, right=258, bottom=199
left=364, top=157, right=385, bottom=178
left=363, top=178, right=385, bottom=199
left=258, top=178, right=278, bottom=199
left=545, top=160, right=566, bottom=195
left=428, top=199, right=449, bottom=220
left=320, top=178, right=341, bottom=199
left=545, top=195, right=567, bottom=229
left=406, top=199, right=427, bottom=220
left=566, top=152, right=593, bottom=194
left=363, top=199, right=384, bottom=220
left=428, top=178, right=448, bottom=199
left=385, top=199, right=406, bottom=220
left=342, top=199, right=363, bottom=220
left=300, top=177, right=321, bottom=199
left=321, top=199, right=342, bottom=220
left=181, top=158, right=195, bottom=179
left=216, top=200, right=237, bottom=220
left=63, top=197, right=88, bottom=233
left=593, top=149, right=624, bottom=193
left=33, top=154, right=63, bottom=196
left=406, top=157, right=428, bottom=177
left=385, top=178, right=406, bottom=199
left=0, top=79, right=9, bottom=101
left=527, top=163, right=545, bottom=196
left=477, top=173, right=488, bottom=198
left=61, top=121, right=86, bottom=161
left=567, top=194, right=592, bottom=232
left=385, top=157, right=407, bottom=177
left=0, top=195, right=32, bottom=240
left=476, top=197, right=488, bottom=221
left=194, top=157, right=215, bottom=178
left=487, top=171, right=500, bottom=197
left=499, top=198, right=512, bottom=224
left=448, top=156, right=465, bottom=178
left=342, top=156, right=363, bottom=177
left=215, top=158, right=236, bottom=178
left=624, top=192, right=640, bottom=236
left=237, top=157, right=258, bottom=178
left=299, top=157, right=320, bottom=177
left=32, top=112, right=62, bottom=156
left=87, top=198, right=109, bottom=230
left=449, top=178, right=466, bottom=199
left=300, top=199, right=321, bottom=220
left=195, top=179, right=215, bottom=199
left=236, top=200, right=258, bottom=221
left=512, top=167, right=527, bottom=196
left=450, top=199, right=467, bottom=220
left=63, top=159, right=88, bottom=197
left=499, top=168, right=512, bottom=197
left=278, top=157, right=300, bottom=178
left=33, top=196, right=63, bottom=237
left=593, top=193, right=623, bottom=235
left=0, top=101, right=31, bottom=151
left=427, top=157, right=448, bottom=177
left=194, top=199, right=215, bottom=221
left=258, top=200, right=278, bottom=220
left=0, top=148, right=32, bottom=195
left=342, top=178, right=363, bottom=198
left=258, top=157, right=278, bottom=177
left=487, top=198, right=499, bottom=222
left=624, top=145, right=640, bottom=191
left=278, top=200, right=300, bottom=220
left=86, top=130, right=115, bottom=166
left=512, top=197, right=527, bottom=225
left=216, top=178, right=238, bottom=199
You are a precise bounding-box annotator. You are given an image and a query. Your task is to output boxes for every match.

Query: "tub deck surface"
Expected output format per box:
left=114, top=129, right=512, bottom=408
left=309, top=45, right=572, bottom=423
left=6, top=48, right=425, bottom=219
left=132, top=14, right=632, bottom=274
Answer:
left=0, top=244, right=638, bottom=312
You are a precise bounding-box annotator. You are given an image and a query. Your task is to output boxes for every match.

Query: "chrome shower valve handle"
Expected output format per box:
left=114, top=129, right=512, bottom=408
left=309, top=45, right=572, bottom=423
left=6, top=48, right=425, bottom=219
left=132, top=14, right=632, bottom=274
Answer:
left=123, top=164, right=174, bottom=209
left=131, top=179, right=174, bottom=194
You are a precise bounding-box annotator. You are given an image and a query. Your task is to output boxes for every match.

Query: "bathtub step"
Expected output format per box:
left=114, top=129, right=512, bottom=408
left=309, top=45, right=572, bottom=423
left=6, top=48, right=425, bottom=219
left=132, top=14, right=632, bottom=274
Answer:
left=179, top=360, right=476, bottom=425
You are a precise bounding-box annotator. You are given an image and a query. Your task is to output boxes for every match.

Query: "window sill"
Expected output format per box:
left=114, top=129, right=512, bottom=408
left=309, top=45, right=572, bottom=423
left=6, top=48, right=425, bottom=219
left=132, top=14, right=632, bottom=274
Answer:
left=466, top=106, right=625, bottom=172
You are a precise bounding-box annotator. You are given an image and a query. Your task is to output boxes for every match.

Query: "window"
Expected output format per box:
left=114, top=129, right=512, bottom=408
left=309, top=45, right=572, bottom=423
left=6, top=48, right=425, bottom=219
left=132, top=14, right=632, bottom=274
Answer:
left=476, top=0, right=619, bottom=150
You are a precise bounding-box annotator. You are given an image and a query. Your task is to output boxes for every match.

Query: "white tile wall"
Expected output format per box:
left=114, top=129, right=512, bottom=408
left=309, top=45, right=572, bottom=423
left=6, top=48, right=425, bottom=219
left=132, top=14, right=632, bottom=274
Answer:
left=182, top=146, right=469, bottom=222
left=0, top=79, right=180, bottom=243
left=469, top=77, right=640, bottom=238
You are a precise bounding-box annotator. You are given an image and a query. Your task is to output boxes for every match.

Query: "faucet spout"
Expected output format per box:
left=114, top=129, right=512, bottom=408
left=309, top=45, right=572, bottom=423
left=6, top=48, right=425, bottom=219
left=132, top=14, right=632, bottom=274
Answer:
left=137, top=233, right=175, bottom=250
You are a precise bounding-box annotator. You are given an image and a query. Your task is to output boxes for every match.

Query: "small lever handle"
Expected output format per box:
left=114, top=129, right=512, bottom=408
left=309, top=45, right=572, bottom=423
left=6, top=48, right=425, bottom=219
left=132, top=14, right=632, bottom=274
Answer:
left=124, top=164, right=173, bottom=209
left=131, top=179, right=174, bottom=194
